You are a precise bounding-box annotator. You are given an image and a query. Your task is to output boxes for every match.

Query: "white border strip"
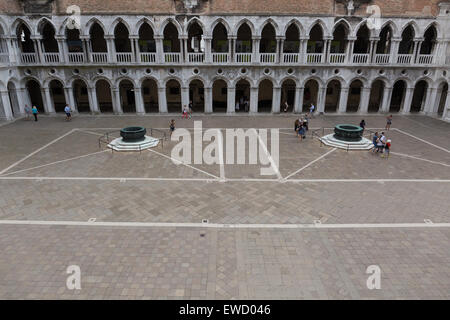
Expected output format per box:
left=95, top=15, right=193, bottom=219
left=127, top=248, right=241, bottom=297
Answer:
left=284, top=148, right=336, bottom=180
left=394, top=128, right=450, bottom=154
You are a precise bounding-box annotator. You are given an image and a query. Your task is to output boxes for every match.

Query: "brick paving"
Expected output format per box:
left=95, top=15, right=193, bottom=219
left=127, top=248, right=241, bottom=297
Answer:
left=0, top=114, right=449, bottom=299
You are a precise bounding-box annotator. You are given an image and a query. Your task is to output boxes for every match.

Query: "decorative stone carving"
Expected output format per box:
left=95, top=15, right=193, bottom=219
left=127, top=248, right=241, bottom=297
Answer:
left=21, top=0, right=55, bottom=14
left=335, top=0, right=372, bottom=16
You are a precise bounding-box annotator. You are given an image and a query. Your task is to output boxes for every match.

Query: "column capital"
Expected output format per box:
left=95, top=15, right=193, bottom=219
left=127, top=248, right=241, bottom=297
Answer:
left=154, top=35, right=164, bottom=40
left=104, top=35, right=115, bottom=40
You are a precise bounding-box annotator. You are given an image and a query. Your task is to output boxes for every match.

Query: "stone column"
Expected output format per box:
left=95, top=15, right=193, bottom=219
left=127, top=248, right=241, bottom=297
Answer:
left=391, top=37, right=401, bottom=64
left=381, top=86, right=393, bottom=113
left=64, top=86, right=77, bottom=112
left=112, top=87, right=122, bottom=114
left=346, top=37, right=355, bottom=63
left=88, top=86, right=100, bottom=114
left=278, top=37, right=285, bottom=64
left=43, top=87, right=55, bottom=114
left=105, top=36, right=116, bottom=63
left=401, top=86, right=414, bottom=114
left=204, top=86, right=213, bottom=113
left=338, top=86, right=349, bottom=113
left=158, top=85, right=168, bottom=113
left=155, top=36, right=164, bottom=63
left=204, top=36, right=212, bottom=63
left=369, top=38, right=379, bottom=63
left=32, top=37, right=44, bottom=63
left=56, top=36, right=66, bottom=63
left=324, top=37, right=332, bottom=63
left=300, top=37, right=308, bottom=63
left=317, top=85, right=326, bottom=113
left=252, top=36, right=261, bottom=63
left=80, top=36, right=90, bottom=63
left=227, top=86, right=236, bottom=114
left=412, top=39, right=422, bottom=63
left=0, top=90, right=13, bottom=120
left=294, top=86, right=304, bottom=113
left=130, top=37, right=137, bottom=63
left=134, top=86, right=145, bottom=114
left=14, top=88, right=26, bottom=114
left=229, top=36, right=235, bottom=63
left=358, top=87, right=371, bottom=114
left=181, top=86, right=190, bottom=111
left=182, top=36, right=188, bottom=63
left=250, top=86, right=258, bottom=113
left=272, top=86, right=281, bottom=113
left=5, top=36, right=17, bottom=64
left=423, top=87, right=438, bottom=114
left=442, top=90, right=450, bottom=120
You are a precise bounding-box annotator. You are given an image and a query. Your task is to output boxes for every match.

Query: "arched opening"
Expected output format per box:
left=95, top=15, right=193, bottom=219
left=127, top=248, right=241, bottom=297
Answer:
left=142, top=78, right=158, bottom=113
left=258, top=79, right=273, bottom=113
left=96, top=80, right=113, bottom=113
left=166, top=79, right=181, bottom=113
left=26, top=79, right=44, bottom=112
left=325, top=80, right=341, bottom=113
left=189, top=79, right=205, bottom=113
left=331, top=23, right=348, bottom=54
left=236, top=23, right=252, bottom=53
left=163, top=22, right=180, bottom=52
left=187, top=21, right=204, bottom=53
left=72, top=79, right=90, bottom=113
left=368, top=80, right=385, bottom=112
left=89, top=23, right=107, bottom=53
left=212, top=79, right=227, bottom=113
left=303, top=79, right=319, bottom=112
left=212, top=22, right=228, bottom=53
left=354, top=24, right=370, bottom=54
left=235, top=79, right=250, bottom=112
left=281, top=79, right=296, bottom=112
left=0, top=26, right=8, bottom=60
left=7, top=82, right=20, bottom=116
left=284, top=24, right=300, bottom=53
left=420, top=26, right=437, bottom=55
left=260, top=23, right=276, bottom=53
left=40, top=22, right=58, bottom=53
left=49, top=80, right=66, bottom=113
left=138, top=23, right=156, bottom=62
left=377, top=25, right=392, bottom=54
left=389, top=80, right=406, bottom=112
left=399, top=25, right=415, bottom=54
left=437, top=83, right=448, bottom=116
left=308, top=24, right=324, bottom=53
left=410, top=80, right=428, bottom=113
left=17, top=23, right=34, bottom=53
left=119, top=80, right=135, bottom=113
left=66, top=28, right=83, bottom=53
left=347, top=80, right=363, bottom=112
left=114, top=22, right=131, bottom=53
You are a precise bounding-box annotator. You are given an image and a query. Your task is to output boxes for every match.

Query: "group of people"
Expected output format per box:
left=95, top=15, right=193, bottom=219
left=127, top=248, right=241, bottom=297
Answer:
left=372, top=131, right=391, bottom=158
left=24, top=104, right=72, bottom=121
left=235, top=96, right=249, bottom=112
left=182, top=101, right=194, bottom=119
left=294, top=114, right=310, bottom=141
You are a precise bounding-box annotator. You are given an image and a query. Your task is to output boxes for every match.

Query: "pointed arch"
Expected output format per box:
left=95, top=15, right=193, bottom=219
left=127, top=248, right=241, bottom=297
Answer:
left=159, top=18, right=183, bottom=37
left=85, top=18, right=107, bottom=37
left=283, top=19, right=305, bottom=38
left=378, top=20, right=398, bottom=38
left=12, top=18, right=33, bottom=37
left=307, top=19, right=329, bottom=38
left=135, top=17, right=156, bottom=36
left=108, top=18, right=132, bottom=36
left=333, top=18, right=352, bottom=36
left=186, top=17, right=206, bottom=36
left=36, top=17, right=56, bottom=36
left=233, top=19, right=256, bottom=37
left=210, top=18, right=231, bottom=37
left=259, top=19, right=280, bottom=37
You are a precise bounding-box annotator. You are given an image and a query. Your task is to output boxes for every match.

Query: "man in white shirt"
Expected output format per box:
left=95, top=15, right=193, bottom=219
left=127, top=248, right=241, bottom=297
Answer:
left=309, top=103, right=315, bottom=117
left=64, top=105, right=72, bottom=121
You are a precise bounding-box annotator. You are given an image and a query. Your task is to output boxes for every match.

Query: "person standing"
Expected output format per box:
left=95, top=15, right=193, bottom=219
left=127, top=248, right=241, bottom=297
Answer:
left=188, top=100, right=194, bottom=118
left=385, top=115, right=393, bottom=130
left=359, top=119, right=366, bottom=132
left=372, top=132, right=378, bottom=152
left=182, top=106, right=189, bottom=119
left=31, top=105, right=38, bottom=122
left=382, top=139, right=391, bottom=158
left=309, top=103, right=315, bottom=117
left=24, top=104, right=31, bottom=120
left=64, top=104, right=72, bottom=121
left=169, top=119, right=176, bottom=138
left=283, top=101, right=289, bottom=112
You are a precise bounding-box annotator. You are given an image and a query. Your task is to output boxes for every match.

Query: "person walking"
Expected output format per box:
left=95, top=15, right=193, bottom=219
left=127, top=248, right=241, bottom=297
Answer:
left=297, top=123, right=305, bottom=141
left=169, top=119, right=176, bottom=138
left=371, top=132, right=378, bottom=152
left=359, top=119, right=366, bottom=132
left=382, top=139, right=391, bottom=158
left=24, top=104, right=31, bottom=120
left=64, top=104, right=72, bottom=121
left=188, top=100, right=194, bottom=118
left=182, top=106, right=189, bottom=119
left=385, top=115, right=393, bottom=130
left=31, top=105, right=38, bottom=122
left=309, top=103, right=315, bottom=118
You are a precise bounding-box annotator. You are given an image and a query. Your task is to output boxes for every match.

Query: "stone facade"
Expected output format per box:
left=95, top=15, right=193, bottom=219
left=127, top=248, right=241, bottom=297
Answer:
left=0, top=0, right=449, bottom=120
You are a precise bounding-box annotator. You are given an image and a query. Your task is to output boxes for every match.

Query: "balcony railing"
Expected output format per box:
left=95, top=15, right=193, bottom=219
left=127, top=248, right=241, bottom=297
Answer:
left=43, top=52, right=60, bottom=63
left=164, top=53, right=181, bottom=63
left=188, top=52, right=205, bottom=63
left=140, top=52, right=157, bottom=63
left=20, top=53, right=38, bottom=64
left=68, top=53, right=84, bottom=64
left=374, top=54, right=390, bottom=64
left=397, top=54, right=413, bottom=64
left=282, top=53, right=301, bottom=63
left=0, top=53, right=9, bottom=64
left=236, top=53, right=252, bottom=63
left=352, top=53, right=370, bottom=64
left=259, top=53, right=276, bottom=63
left=417, top=54, right=434, bottom=64
left=116, top=52, right=133, bottom=63
left=306, top=53, right=323, bottom=63
left=90, top=52, right=108, bottom=63
left=329, top=53, right=346, bottom=64
left=212, top=53, right=229, bottom=63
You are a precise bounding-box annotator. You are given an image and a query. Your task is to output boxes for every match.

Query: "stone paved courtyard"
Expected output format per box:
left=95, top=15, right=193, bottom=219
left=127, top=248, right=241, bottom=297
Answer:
left=0, top=114, right=449, bottom=299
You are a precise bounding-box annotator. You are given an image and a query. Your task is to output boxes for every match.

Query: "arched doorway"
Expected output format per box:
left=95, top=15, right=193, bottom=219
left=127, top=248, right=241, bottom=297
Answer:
left=25, top=79, right=44, bottom=112
left=437, top=83, right=448, bottom=116
left=166, top=79, right=181, bottom=113
left=368, top=80, right=385, bottom=112
left=347, top=80, right=363, bottom=113
left=212, top=79, right=227, bottom=113
left=258, top=79, right=273, bottom=113
left=389, top=80, right=406, bottom=112
left=96, top=80, right=113, bottom=113
left=281, top=79, right=296, bottom=112
left=189, top=79, right=205, bottom=113
left=72, top=79, right=90, bottom=113
left=7, top=82, right=20, bottom=116
left=49, top=80, right=66, bottom=113
left=410, top=80, right=428, bottom=113
left=142, top=78, right=158, bottom=113
left=235, top=79, right=250, bottom=112
left=303, top=79, right=319, bottom=112
left=119, top=80, right=136, bottom=113
left=325, top=80, right=341, bottom=113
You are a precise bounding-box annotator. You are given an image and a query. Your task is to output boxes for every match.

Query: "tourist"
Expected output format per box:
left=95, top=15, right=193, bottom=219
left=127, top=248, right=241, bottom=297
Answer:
left=31, top=106, right=38, bottom=122
left=386, top=115, right=393, bottom=130
left=235, top=101, right=240, bottom=111
left=169, top=119, right=175, bottom=138
left=244, top=97, right=249, bottom=112
left=64, top=104, right=72, bottom=121
left=359, top=119, right=366, bottom=132
left=294, top=119, right=300, bottom=133
left=382, top=139, right=391, bottom=158
left=182, top=106, right=189, bottom=119
left=379, top=132, right=387, bottom=153
left=283, top=101, right=289, bottom=112
left=188, top=100, right=194, bottom=117
left=24, top=104, right=31, bottom=120
left=303, top=116, right=309, bottom=131
left=309, top=103, right=315, bottom=117
left=372, top=132, right=378, bottom=152
left=297, top=123, right=305, bottom=141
